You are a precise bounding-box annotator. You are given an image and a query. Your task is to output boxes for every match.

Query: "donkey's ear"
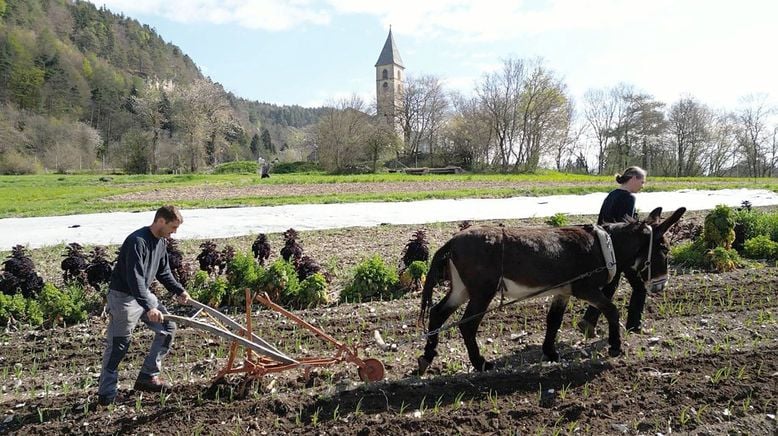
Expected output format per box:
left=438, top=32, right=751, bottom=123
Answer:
left=656, top=207, right=686, bottom=235
left=647, top=207, right=663, bottom=223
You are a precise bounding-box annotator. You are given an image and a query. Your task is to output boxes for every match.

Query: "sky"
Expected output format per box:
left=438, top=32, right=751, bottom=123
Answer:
left=87, top=0, right=777, bottom=110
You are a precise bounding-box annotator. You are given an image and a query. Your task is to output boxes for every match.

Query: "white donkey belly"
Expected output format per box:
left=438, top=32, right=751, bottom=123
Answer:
left=447, top=262, right=571, bottom=309
left=502, top=278, right=571, bottom=301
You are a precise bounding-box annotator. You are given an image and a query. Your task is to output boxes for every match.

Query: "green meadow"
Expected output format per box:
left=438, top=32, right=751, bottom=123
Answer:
left=1, top=172, right=775, bottom=218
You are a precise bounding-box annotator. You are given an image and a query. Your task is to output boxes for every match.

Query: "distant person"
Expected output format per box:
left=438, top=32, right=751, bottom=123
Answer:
left=261, top=160, right=271, bottom=178
left=578, top=166, right=648, bottom=337
left=97, top=205, right=191, bottom=406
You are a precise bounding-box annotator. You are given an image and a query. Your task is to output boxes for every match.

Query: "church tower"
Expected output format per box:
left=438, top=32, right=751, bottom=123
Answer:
left=375, top=28, right=404, bottom=130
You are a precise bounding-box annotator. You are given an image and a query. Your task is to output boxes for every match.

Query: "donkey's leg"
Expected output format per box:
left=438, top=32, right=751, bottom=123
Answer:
left=578, top=291, right=622, bottom=357
left=422, top=292, right=462, bottom=366
left=542, top=294, right=570, bottom=362
left=623, top=270, right=647, bottom=333
left=458, top=293, right=496, bottom=371
left=579, top=272, right=622, bottom=336
left=420, top=264, right=470, bottom=375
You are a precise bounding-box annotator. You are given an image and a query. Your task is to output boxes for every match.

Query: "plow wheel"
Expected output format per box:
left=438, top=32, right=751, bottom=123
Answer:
left=357, top=358, right=385, bottom=382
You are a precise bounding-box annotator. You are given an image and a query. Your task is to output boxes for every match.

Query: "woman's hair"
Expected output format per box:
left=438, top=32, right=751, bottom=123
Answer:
left=615, top=166, right=646, bottom=184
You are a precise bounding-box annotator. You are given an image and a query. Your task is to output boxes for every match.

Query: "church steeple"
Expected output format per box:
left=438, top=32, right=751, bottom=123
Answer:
left=375, top=28, right=404, bottom=68
left=375, top=28, right=405, bottom=130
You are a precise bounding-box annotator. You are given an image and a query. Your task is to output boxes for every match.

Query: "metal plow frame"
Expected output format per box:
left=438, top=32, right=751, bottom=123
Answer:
left=164, top=289, right=384, bottom=383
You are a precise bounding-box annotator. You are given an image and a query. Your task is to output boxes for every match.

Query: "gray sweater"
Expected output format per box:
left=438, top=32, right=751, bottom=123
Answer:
left=109, top=226, right=186, bottom=311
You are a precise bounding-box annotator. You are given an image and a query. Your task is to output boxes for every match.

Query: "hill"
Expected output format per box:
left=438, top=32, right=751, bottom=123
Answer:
left=0, top=0, right=324, bottom=174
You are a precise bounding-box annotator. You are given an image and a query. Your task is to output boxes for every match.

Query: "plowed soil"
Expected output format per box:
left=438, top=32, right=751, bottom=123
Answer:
left=1, top=211, right=776, bottom=435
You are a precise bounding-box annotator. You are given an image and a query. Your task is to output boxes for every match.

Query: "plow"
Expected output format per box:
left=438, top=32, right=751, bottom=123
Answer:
left=163, top=289, right=385, bottom=384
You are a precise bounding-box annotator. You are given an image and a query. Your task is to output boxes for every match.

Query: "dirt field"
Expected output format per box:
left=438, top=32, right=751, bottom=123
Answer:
left=1, top=211, right=776, bottom=435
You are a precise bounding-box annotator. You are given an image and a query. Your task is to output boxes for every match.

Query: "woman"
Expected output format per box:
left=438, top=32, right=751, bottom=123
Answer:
left=578, top=166, right=647, bottom=338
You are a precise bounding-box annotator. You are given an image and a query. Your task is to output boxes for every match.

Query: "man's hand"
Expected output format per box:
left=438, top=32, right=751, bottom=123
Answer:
left=146, top=307, right=163, bottom=323
left=176, top=290, right=191, bottom=305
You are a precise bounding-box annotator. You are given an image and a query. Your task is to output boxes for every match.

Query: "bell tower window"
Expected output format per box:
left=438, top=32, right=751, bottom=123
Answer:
left=382, top=69, right=388, bottom=79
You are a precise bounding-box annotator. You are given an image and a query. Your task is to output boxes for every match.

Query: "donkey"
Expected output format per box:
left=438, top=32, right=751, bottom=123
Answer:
left=418, top=207, right=685, bottom=374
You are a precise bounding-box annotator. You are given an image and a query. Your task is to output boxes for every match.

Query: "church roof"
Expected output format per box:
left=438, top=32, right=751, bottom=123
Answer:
left=375, top=29, right=404, bottom=68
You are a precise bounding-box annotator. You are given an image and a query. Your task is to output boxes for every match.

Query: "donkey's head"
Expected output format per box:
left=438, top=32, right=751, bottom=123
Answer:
left=627, top=207, right=686, bottom=293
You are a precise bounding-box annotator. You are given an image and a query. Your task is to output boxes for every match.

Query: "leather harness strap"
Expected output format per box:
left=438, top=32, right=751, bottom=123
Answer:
left=593, top=225, right=618, bottom=283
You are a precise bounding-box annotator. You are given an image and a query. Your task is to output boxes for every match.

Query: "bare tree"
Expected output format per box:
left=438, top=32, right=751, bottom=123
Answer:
left=314, top=95, right=372, bottom=172
left=170, top=79, right=232, bottom=172
left=364, top=124, right=401, bottom=172
left=476, top=58, right=526, bottom=170
left=516, top=62, right=572, bottom=171
left=396, top=74, right=449, bottom=166
left=130, top=83, right=168, bottom=172
left=444, top=92, right=493, bottom=171
left=668, top=96, right=712, bottom=176
left=606, top=87, right=665, bottom=173
left=735, top=94, right=773, bottom=177
left=583, top=88, right=618, bottom=174
left=701, top=111, right=739, bottom=176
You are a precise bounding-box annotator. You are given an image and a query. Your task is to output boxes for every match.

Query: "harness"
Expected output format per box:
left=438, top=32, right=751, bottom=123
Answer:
left=639, top=225, right=654, bottom=284
left=593, top=225, right=617, bottom=282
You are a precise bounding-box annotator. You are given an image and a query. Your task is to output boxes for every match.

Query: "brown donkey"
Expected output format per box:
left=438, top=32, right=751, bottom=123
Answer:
left=418, top=207, right=685, bottom=374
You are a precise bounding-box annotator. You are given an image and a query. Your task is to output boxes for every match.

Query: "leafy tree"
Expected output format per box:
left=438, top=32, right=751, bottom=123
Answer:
left=260, top=127, right=274, bottom=154
left=250, top=132, right=260, bottom=158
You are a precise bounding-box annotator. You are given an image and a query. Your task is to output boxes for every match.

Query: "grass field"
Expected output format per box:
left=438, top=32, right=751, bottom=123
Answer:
left=1, top=172, right=776, bottom=218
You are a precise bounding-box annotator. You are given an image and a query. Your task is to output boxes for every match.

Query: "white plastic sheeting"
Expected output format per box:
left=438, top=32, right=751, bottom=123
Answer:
left=1, top=188, right=776, bottom=250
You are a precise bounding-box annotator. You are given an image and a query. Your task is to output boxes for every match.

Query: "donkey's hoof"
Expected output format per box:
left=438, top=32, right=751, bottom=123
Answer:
left=417, top=356, right=431, bottom=376
left=475, top=360, right=494, bottom=372
left=608, top=347, right=622, bottom=358
left=542, top=352, right=560, bottom=363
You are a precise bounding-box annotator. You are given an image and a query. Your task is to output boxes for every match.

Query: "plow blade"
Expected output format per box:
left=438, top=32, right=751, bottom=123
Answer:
left=187, top=300, right=287, bottom=357
left=164, top=313, right=298, bottom=365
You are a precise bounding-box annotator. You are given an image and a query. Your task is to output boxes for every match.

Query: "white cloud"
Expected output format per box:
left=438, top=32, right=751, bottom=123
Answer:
left=92, top=0, right=331, bottom=31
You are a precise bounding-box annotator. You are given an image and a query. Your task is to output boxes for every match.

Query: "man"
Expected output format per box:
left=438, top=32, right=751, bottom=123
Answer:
left=97, top=205, right=191, bottom=406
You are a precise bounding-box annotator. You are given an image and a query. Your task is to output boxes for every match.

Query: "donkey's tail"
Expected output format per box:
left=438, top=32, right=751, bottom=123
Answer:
left=419, top=240, right=452, bottom=325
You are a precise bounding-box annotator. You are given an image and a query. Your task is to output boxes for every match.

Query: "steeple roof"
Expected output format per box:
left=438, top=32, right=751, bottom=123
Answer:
left=375, top=29, right=404, bottom=68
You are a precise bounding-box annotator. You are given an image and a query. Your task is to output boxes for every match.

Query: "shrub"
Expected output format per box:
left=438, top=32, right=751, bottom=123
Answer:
left=703, top=205, right=736, bottom=249
left=225, top=253, right=263, bottom=306
left=545, top=213, right=568, bottom=227
left=1, top=245, right=45, bottom=298
left=0, top=149, right=42, bottom=174
left=38, top=283, right=89, bottom=326
left=272, top=161, right=321, bottom=174
left=260, top=259, right=300, bottom=306
left=704, top=247, right=741, bottom=272
left=61, top=243, right=88, bottom=286
left=0, top=293, right=28, bottom=325
left=734, top=208, right=761, bottom=246
left=407, top=260, right=428, bottom=280
left=400, top=260, right=428, bottom=293
left=251, top=234, right=271, bottom=266
left=25, top=298, right=43, bottom=327
left=166, top=238, right=192, bottom=287
left=298, top=273, right=329, bottom=308
left=341, top=255, right=399, bottom=303
left=192, top=276, right=229, bottom=308
left=280, top=228, right=303, bottom=264
left=401, top=230, right=430, bottom=269
left=670, top=240, right=707, bottom=268
left=742, top=235, right=778, bottom=260
left=85, top=246, right=113, bottom=292
left=196, top=240, right=225, bottom=276
left=213, top=160, right=258, bottom=174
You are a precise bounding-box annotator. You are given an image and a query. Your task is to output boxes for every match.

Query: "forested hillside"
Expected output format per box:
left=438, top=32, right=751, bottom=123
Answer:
left=0, top=0, right=325, bottom=174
